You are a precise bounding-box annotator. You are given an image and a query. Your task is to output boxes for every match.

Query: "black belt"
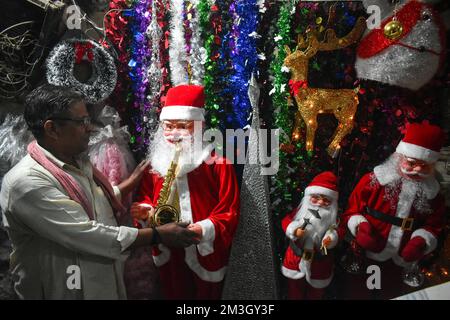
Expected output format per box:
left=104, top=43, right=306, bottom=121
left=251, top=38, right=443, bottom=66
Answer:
left=365, top=207, right=418, bottom=231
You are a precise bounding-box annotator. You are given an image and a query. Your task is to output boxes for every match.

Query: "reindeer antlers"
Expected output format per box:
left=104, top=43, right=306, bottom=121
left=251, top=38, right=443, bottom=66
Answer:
left=317, top=17, right=366, bottom=51
left=284, top=16, right=366, bottom=58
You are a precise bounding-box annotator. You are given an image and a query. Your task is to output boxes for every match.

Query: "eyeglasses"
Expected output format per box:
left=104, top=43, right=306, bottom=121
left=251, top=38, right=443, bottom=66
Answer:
left=162, top=121, right=194, bottom=131
left=310, top=194, right=332, bottom=206
left=49, top=117, right=92, bottom=127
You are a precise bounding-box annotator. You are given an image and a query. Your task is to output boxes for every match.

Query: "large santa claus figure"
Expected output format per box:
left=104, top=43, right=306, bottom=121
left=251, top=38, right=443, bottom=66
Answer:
left=281, top=171, right=340, bottom=300
left=131, top=85, right=240, bottom=299
left=339, top=122, right=446, bottom=299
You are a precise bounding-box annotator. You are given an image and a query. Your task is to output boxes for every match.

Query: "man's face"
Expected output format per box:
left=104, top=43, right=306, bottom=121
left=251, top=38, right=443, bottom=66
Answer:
left=54, top=101, right=93, bottom=155
left=399, top=155, right=435, bottom=181
left=309, top=194, right=332, bottom=208
left=162, top=120, right=195, bottom=144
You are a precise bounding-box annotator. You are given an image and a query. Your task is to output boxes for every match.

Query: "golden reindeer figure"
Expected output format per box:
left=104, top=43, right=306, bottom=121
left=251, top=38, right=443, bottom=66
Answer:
left=284, top=18, right=366, bottom=157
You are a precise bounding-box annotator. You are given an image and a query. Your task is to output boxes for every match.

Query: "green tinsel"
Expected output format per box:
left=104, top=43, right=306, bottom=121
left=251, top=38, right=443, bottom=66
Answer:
left=269, top=0, right=304, bottom=220
left=198, top=0, right=222, bottom=129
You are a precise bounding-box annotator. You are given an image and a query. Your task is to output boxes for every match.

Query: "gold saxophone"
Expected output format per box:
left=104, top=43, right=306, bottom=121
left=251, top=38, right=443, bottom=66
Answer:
left=148, top=143, right=182, bottom=227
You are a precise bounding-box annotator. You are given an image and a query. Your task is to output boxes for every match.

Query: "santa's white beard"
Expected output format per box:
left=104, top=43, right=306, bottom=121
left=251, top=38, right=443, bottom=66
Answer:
left=147, top=126, right=207, bottom=176
left=294, top=197, right=338, bottom=249
left=374, top=153, right=433, bottom=214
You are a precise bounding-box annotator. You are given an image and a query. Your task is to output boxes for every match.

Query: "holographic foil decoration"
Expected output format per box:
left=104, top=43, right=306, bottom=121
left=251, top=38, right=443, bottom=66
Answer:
left=222, top=75, right=279, bottom=300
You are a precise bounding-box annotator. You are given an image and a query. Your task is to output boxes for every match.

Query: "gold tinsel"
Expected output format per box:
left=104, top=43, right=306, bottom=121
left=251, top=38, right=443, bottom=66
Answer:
left=284, top=17, right=366, bottom=157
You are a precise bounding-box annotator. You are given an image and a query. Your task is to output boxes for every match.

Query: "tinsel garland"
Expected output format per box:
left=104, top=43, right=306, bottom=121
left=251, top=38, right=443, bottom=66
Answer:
left=228, top=0, right=260, bottom=129
left=146, top=0, right=164, bottom=133
left=157, top=0, right=172, bottom=107
left=187, top=0, right=205, bottom=85
left=128, top=0, right=153, bottom=152
left=269, top=0, right=301, bottom=215
left=198, top=0, right=225, bottom=128
left=169, top=0, right=189, bottom=85
left=105, top=0, right=132, bottom=117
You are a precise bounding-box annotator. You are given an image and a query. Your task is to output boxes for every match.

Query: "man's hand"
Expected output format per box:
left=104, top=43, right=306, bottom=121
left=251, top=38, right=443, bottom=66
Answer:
left=130, top=202, right=154, bottom=221
left=188, top=223, right=203, bottom=241
left=157, top=222, right=200, bottom=248
left=401, top=237, right=427, bottom=262
left=295, top=228, right=306, bottom=239
left=118, top=160, right=150, bottom=197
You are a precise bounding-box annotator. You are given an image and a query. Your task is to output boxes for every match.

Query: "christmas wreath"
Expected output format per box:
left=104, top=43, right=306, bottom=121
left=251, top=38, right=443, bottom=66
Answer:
left=46, top=39, right=117, bottom=104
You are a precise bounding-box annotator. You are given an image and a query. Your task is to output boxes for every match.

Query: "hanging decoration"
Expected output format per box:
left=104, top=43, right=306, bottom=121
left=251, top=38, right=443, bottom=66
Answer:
left=146, top=0, right=165, bottom=133
left=228, top=0, right=260, bottom=129
left=46, top=39, right=117, bottom=104
left=188, top=0, right=206, bottom=85
left=169, top=0, right=190, bottom=85
left=89, top=106, right=136, bottom=188
left=127, top=0, right=154, bottom=153
left=285, top=17, right=366, bottom=157
left=198, top=0, right=226, bottom=129
left=104, top=0, right=132, bottom=117
left=269, top=0, right=299, bottom=214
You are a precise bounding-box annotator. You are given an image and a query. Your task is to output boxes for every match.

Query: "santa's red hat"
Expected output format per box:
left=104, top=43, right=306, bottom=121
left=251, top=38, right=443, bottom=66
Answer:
left=396, top=122, right=445, bottom=163
left=304, top=171, right=338, bottom=200
left=160, top=84, right=205, bottom=121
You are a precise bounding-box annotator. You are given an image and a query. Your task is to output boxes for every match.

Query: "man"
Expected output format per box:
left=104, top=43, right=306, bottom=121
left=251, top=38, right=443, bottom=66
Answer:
left=281, top=171, right=339, bottom=300
left=131, top=84, right=240, bottom=299
left=0, top=84, right=199, bottom=299
left=339, top=122, right=447, bottom=299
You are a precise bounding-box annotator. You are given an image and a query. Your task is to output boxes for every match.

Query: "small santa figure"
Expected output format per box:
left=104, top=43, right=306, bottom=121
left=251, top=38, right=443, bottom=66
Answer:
left=131, top=85, right=240, bottom=299
left=281, top=171, right=340, bottom=300
left=339, top=122, right=447, bottom=299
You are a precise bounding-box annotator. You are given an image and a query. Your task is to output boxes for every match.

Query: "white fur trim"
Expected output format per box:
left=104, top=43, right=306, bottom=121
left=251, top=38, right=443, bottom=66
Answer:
left=299, top=258, right=332, bottom=289
left=396, top=141, right=440, bottom=163
left=159, top=106, right=205, bottom=121
left=286, top=220, right=303, bottom=241
left=307, top=274, right=333, bottom=289
left=366, top=186, right=413, bottom=266
left=304, top=186, right=338, bottom=200
left=323, top=229, right=338, bottom=249
left=347, top=215, right=368, bottom=237
left=153, top=244, right=171, bottom=267
left=196, top=218, right=215, bottom=256
left=411, top=229, right=438, bottom=255
left=176, top=175, right=193, bottom=224
left=184, top=245, right=226, bottom=282
left=281, top=266, right=304, bottom=280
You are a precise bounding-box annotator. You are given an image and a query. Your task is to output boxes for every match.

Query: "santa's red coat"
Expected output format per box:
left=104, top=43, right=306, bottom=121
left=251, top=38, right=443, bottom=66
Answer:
left=281, top=207, right=338, bottom=289
left=339, top=171, right=446, bottom=266
left=136, top=154, right=240, bottom=283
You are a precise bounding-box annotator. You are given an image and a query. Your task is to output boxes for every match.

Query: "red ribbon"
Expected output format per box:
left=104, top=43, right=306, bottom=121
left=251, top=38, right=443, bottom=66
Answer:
left=357, top=0, right=423, bottom=59
left=74, top=42, right=94, bottom=64
left=289, top=79, right=308, bottom=96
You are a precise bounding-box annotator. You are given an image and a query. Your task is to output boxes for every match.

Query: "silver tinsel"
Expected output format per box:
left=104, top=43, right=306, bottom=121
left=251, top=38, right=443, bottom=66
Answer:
left=46, top=39, right=117, bottom=104
left=145, top=0, right=163, bottom=133
left=169, top=0, right=189, bottom=85
left=222, top=75, right=279, bottom=300
left=188, top=0, right=205, bottom=85
left=0, top=114, right=33, bottom=183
